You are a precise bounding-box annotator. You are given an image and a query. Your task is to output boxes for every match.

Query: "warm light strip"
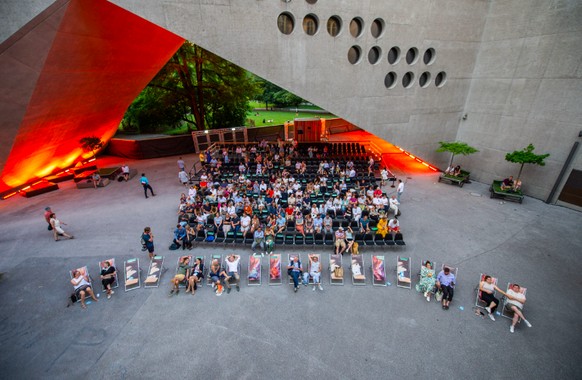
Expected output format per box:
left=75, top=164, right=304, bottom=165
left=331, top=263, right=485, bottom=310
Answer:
left=2, top=192, right=18, bottom=199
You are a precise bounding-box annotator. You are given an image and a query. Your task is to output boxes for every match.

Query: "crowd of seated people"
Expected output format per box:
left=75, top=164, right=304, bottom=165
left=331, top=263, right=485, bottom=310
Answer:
left=173, top=140, right=400, bottom=249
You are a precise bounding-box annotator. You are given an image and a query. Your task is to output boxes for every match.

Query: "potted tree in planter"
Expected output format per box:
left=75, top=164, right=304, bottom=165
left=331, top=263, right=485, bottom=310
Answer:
left=490, top=143, right=550, bottom=203
left=436, top=141, right=479, bottom=187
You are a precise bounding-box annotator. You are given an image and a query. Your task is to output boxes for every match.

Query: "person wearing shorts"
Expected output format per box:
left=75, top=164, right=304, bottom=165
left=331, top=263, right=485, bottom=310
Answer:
left=71, top=269, right=98, bottom=309
left=142, top=227, right=155, bottom=260
left=224, top=254, right=241, bottom=294
left=187, top=257, right=204, bottom=295
left=170, top=256, right=190, bottom=296
left=335, top=227, right=347, bottom=255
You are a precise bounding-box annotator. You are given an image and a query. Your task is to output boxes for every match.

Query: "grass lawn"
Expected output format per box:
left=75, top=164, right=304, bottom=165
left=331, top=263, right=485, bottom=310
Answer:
left=249, top=100, right=324, bottom=111
left=246, top=109, right=335, bottom=127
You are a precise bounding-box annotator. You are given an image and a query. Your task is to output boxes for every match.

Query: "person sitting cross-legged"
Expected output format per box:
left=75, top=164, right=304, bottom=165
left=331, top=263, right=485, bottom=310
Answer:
left=71, top=269, right=98, bottom=309
left=504, top=284, right=533, bottom=333
left=209, top=259, right=226, bottom=296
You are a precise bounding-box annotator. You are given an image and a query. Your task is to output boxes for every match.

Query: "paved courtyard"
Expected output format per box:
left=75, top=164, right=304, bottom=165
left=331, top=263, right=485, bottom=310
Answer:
left=0, top=153, right=581, bottom=379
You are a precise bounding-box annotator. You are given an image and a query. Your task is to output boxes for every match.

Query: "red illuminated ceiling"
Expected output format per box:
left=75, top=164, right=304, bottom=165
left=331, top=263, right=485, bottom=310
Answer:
left=0, top=0, right=184, bottom=194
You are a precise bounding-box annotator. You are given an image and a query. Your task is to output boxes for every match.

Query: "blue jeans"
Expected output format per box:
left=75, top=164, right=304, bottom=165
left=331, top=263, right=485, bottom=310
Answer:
left=288, top=270, right=300, bottom=288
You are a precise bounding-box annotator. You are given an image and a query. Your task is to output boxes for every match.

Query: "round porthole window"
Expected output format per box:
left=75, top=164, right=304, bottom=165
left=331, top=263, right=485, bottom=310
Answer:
left=406, top=48, right=419, bottom=65
left=277, top=12, right=295, bottom=35
left=371, top=18, right=385, bottom=38
left=303, top=14, right=319, bottom=36
left=348, top=45, right=362, bottom=64
left=423, top=48, right=436, bottom=65
left=368, top=46, right=382, bottom=65
left=385, top=72, right=397, bottom=89
left=435, top=71, right=447, bottom=87
left=350, top=17, right=364, bottom=38
left=327, top=16, right=342, bottom=37
left=419, top=72, right=431, bottom=88
left=388, top=47, right=400, bottom=65
left=402, top=72, right=415, bottom=88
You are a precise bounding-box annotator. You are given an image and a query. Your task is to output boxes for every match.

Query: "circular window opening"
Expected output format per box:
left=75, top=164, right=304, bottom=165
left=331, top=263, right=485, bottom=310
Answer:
left=303, top=14, right=319, bottom=36
left=385, top=72, right=397, bottom=89
left=327, top=16, right=342, bottom=37
left=368, top=46, right=382, bottom=65
left=277, top=13, right=295, bottom=35
left=348, top=46, right=362, bottom=65
left=419, top=72, right=431, bottom=88
left=423, top=48, right=436, bottom=65
left=371, top=18, right=385, bottom=38
left=435, top=71, right=447, bottom=87
left=349, top=17, right=364, bottom=38
left=402, top=72, right=415, bottom=88
left=306, top=0, right=318, bottom=4
left=388, top=47, right=400, bottom=64
left=406, top=48, right=419, bottom=65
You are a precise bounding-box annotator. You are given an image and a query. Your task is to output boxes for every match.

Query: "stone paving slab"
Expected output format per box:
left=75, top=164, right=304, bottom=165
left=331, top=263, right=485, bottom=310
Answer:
left=0, top=153, right=581, bottom=379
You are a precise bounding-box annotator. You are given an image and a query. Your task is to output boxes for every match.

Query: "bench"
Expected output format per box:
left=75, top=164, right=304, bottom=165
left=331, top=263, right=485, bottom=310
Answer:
left=438, top=170, right=471, bottom=187
left=76, top=177, right=110, bottom=189
left=489, top=180, right=523, bottom=203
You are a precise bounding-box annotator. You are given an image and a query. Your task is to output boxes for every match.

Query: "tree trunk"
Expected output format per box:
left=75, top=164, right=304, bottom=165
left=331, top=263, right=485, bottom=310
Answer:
left=449, top=153, right=455, bottom=168
left=517, top=163, right=525, bottom=180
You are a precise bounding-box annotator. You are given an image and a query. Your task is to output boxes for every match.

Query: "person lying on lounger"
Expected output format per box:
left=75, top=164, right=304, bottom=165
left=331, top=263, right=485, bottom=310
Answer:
left=170, top=256, right=190, bottom=296
left=209, top=260, right=226, bottom=296
left=416, top=261, right=436, bottom=302
left=479, top=275, right=504, bottom=321
left=100, top=261, right=116, bottom=299
left=71, top=269, right=98, bottom=309
left=187, top=257, right=204, bottom=295
left=436, top=267, right=455, bottom=310
left=505, top=284, right=532, bottom=333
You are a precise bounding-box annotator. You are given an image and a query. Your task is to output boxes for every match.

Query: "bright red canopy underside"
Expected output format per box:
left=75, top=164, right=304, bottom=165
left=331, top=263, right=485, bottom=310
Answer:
left=0, top=0, right=184, bottom=193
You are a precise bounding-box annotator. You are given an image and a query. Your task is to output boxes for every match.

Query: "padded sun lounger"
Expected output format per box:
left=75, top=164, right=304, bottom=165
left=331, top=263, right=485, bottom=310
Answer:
left=69, top=266, right=93, bottom=302
left=397, top=256, right=412, bottom=289
left=306, top=254, right=321, bottom=284
left=475, top=273, right=498, bottom=308
left=269, top=253, right=282, bottom=285
left=351, top=254, right=366, bottom=285
left=124, top=258, right=141, bottom=292
left=372, top=255, right=387, bottom=286
left=288, top=253, right=301, bottom=285
left=206, top=254, right=223, bottom=285
left=501, top=283, right=527, bottom=320
left=248, top=255, right=262, bottom=285
left=144, top=256, right=164, bottom=288
left=176, top=255, right=193, bottom=288
left=98, top=258, right=119, bottom=292
left=329, top=254, right=344, bottom=285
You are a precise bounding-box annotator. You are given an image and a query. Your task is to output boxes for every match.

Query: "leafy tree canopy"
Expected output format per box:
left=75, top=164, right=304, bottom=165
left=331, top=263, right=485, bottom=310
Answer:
left=436, top=141, right=479, bottom=167
left=254, top=76, right=304, bottom=108
left=505, top=143, right=550, bottom=179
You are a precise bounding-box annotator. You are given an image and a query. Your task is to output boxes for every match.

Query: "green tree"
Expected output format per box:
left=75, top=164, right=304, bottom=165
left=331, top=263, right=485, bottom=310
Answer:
left=436, top=141, right=479, bottom=168
left=80, top=136, right=103, bottom=160
left=255, top=76, right=304, bottom=109
left=122, top=41, right=258, bottom=133
left=505, top=143, right=550, bottom=180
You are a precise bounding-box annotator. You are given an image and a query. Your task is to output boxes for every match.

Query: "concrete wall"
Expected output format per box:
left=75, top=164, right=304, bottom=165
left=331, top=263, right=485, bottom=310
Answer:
left=458, top=0, right=582, bottom=200
left=109, top=0, right=488, bottom=170
left=3, top=0, right=582, bottom=203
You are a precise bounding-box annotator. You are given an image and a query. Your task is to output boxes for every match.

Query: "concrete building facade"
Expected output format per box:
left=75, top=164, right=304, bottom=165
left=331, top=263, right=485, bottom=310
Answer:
left=1, top=0, right=581, bottom=205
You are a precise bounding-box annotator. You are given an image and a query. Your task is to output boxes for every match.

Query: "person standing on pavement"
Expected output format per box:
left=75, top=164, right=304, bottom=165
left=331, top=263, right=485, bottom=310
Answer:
left=397, top=179, right=404, bottom=203
left=44, top=207, right=53, bottom=230
left=177, top=157, right=185, bottom=172
left=140, top=173, right=155, bottom=198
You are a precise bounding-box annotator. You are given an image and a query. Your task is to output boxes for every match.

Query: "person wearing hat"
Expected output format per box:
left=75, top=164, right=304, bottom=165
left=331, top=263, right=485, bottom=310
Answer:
left=334, top=227, right=347, bottom=255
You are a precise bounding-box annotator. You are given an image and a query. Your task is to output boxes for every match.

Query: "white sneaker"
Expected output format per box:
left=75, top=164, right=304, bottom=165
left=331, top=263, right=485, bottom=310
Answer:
left=524, top=319, right=532, bottom=328
left=312, top=286, right=316, bottom=291
left=426, top=296, right=430, bottom=302
left=485, top=306, right=491, bottom=314
left=510, top=325, right=514, bottom=333
left=261, top=252, right=264, bottom=257
left=318, top=284, right=323, bottom=291
left=252, top=253, right=258, bottom=257
left=488, top=313, right=495, bottom=321
left=423, top=291, right=428, bottom=298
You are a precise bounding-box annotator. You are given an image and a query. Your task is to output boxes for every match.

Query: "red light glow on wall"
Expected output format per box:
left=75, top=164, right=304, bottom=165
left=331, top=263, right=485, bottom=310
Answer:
left=0, top=0, right=184, bottom=195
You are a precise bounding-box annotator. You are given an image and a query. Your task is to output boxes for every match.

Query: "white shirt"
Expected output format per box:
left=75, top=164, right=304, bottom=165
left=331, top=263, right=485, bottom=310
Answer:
left=241, top=215, right=251, bottom=227
left=226, top=257, right=240, bottom=272
left=507, top=289, right=525, bottom=309
left=397, top=182, right=404, bottom=193
left=121, top=165, right=129, bottom=174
